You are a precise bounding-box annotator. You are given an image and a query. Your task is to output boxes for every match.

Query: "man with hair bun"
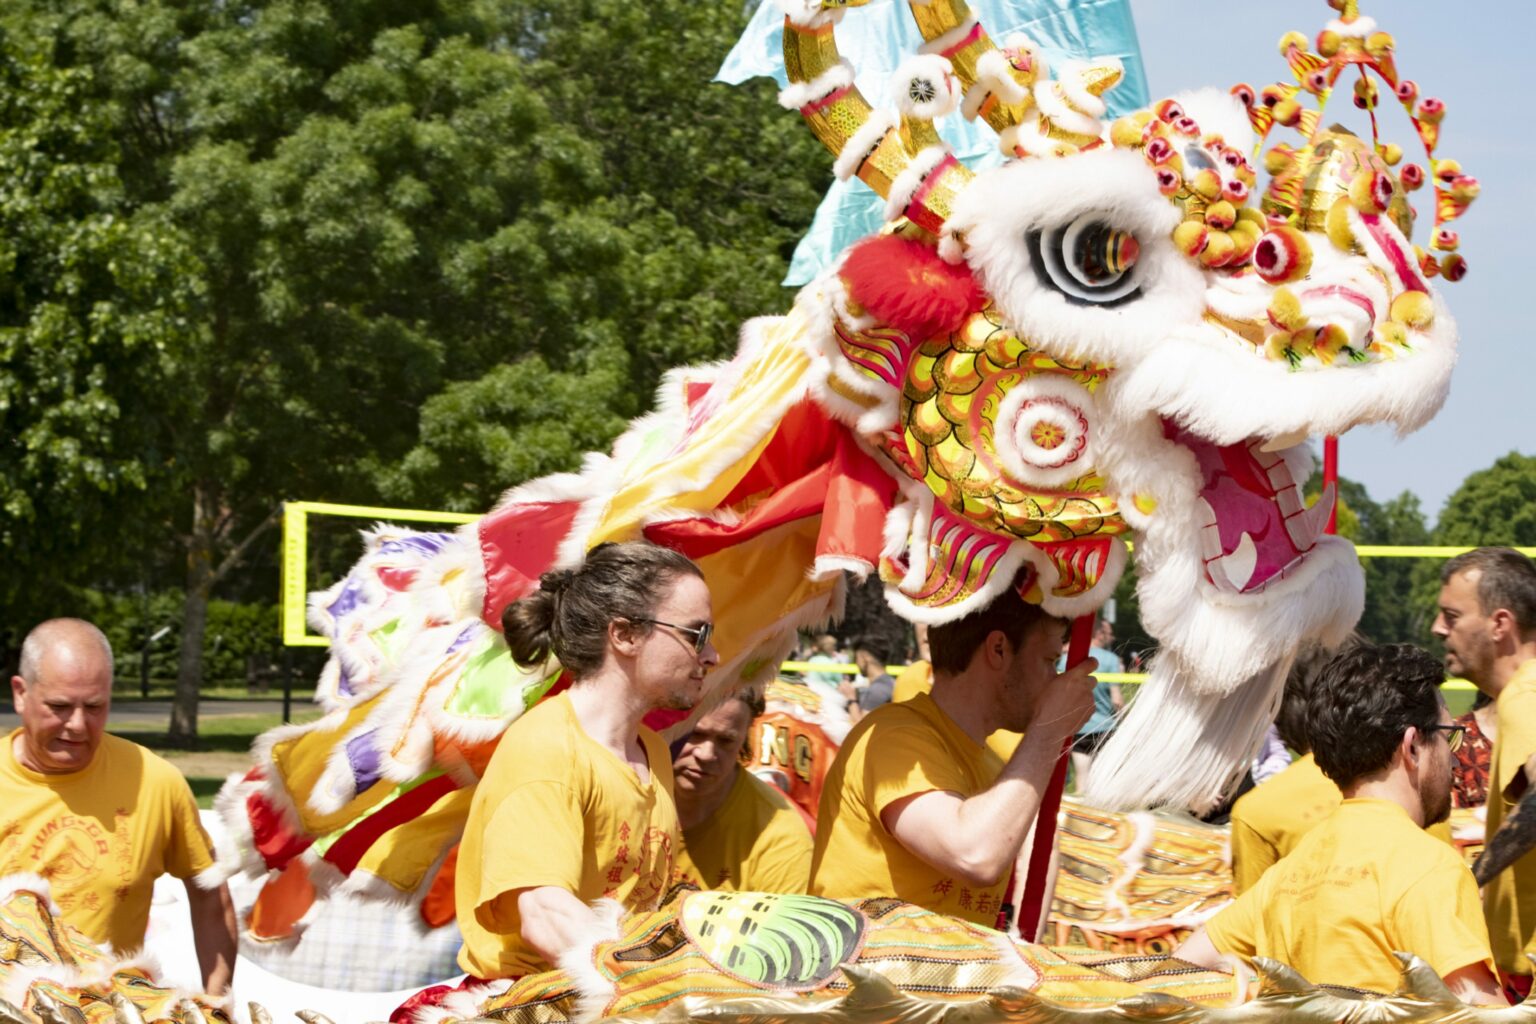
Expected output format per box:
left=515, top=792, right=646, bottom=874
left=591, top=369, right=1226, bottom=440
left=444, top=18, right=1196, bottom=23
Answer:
left=1432, top=546, right=1536, bottom=997
left=1176, top=643, right=1504, bottom=1005
left=455, top=541, right=719, bottom=980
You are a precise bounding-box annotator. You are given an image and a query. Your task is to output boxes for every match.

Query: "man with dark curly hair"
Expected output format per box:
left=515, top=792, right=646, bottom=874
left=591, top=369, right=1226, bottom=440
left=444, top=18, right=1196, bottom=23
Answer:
left=1175, top=643, right=1504, bottom=1005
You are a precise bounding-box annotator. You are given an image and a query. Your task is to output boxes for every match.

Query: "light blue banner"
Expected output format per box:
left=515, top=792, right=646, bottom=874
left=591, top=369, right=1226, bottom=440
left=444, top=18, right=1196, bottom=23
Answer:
left=719, top=0, right=1150, bottom=285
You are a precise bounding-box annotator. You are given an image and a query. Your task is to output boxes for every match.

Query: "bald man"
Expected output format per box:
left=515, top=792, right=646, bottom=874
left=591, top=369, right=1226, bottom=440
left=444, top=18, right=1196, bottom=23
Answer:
left=3, top=620, right=236, bottom=993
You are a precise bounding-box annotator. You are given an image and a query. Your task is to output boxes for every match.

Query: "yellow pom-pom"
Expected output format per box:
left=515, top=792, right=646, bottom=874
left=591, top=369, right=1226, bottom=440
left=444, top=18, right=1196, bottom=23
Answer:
left=1265, top=146, right=1297, bottom=176
left=1365, top=32, right=1395, bottom=58
left=1317, top=30, right=1341, bottom=57
left=1273, top=98, right=1303, bottom=126
left=1375, top=321, right=1409, bottom=348
left=1440, top=253, right=1468, bottom=281
left=1278, top=31, right=1309, bottom=56
left=1199, top=230, right=1237, bottom=267
left=1204, top=200, right=1237, bottom=230
left=1110, top=116, right=1145, bottom=149
left=1313, top=323, right=1350, bottom=362
left=1172, top=220, right=1209, bottom=256
left=1325, top=199, right=1358, bottom=252
left=1133, top=493, right=1159, bottom=516
left=1389, top=291, right=1435, bottom=328
left=1236, top=206, right=1268, bottom=229
left=1264, top=332, right=1293, bottom=363
left=1348, top=169, right=1392, bottom=213
left=1268, top=287, right=1307, bottom=331
left=1288, top=328, right=1317, bottom=357
left=1190, top=168, right=1223, bottom=200
left=1378, top=142, right=1402, bottom=166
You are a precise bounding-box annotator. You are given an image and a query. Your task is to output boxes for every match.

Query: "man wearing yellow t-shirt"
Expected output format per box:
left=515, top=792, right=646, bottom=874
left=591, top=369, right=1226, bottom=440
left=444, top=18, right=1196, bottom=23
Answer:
left=1432, top=547, right=1536, bottom=998
left=3, top=620, right=236, bottom=994
left=673, top=689, right=812, bottom=892
left=886, top=660, right=1022, bottom=762
left=457, top=542, right=720, bottom=979
left=1176, top=644, right=1504, bottom=1005
left=809, top=581, right=1096, bottom=926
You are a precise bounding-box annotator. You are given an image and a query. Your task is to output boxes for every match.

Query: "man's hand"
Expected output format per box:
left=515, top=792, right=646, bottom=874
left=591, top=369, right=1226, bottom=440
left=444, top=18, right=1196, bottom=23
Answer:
left=1033, top=658, right=1099, bottom=742
left=184, top=880, right=237, bottom=996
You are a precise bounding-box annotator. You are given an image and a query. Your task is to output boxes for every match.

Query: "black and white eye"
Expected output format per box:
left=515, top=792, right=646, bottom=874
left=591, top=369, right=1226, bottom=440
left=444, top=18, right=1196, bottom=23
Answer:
left=1027, top=215, right=1142, bottom=306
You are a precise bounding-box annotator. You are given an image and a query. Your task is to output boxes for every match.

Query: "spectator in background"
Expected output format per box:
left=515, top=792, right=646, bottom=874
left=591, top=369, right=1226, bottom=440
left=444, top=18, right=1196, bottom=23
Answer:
left=844, top=644, right=894, bottom=723
left=1433, top=547, right=1536, bottom=998
left=673, top=688, right=813, bottom=893
left=803, top=634, right=847, bottom=692
left=3, top=619, right=237, bottom=994
left=1177, top=644, right=1504, bottom=1005
left=1249, top=723, right=1292, bottom=785
left=1451, top=691, right=1495, bottom=809
left=1066, top=619, right=1122, bottom=792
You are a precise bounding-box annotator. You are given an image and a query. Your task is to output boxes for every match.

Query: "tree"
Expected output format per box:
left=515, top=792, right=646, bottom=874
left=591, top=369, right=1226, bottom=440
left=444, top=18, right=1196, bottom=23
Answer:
left=1432, top=452, right=1536, bottom=548
left=2, top=0, right=824, bottom=739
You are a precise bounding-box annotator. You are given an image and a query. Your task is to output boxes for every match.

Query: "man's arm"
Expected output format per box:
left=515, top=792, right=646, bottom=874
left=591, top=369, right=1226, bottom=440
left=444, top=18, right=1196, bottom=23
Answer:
left=184, top=881, right=237, bottom=997
left=1474, top=755, right=1536, bottom=886
left=1173, top=927, right=1223, bottom=969
left=879, top=661, right=1096, bottom=887
left=517, top=886, right=603, bottom=965
left=1443, top=963, right=1509, bottom=1006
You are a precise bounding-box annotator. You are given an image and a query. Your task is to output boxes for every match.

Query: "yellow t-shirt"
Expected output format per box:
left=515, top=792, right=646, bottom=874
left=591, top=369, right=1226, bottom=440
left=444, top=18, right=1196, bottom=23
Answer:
left=677, top=770, right=813, bottom=893
left=1229, top=751, right=1455, bottom=893
left=887, top=662, right=1021, bottom=761
left=808, top=692, right=1006, bottom=925
left=1229, top=753, right=1339, bottom=893
left=456, top=693, right=679, bottom=979
left=1205, top=798, right=1494, bottom=993
left=0, top=731, right=214, bottom=952
left=1484, top=658, right=1536, bottom=978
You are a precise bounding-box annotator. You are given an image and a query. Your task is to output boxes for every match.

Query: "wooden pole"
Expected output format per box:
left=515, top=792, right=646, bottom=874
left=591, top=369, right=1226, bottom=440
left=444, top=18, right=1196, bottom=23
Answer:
left=1016, top=612, right=1094, bottom=941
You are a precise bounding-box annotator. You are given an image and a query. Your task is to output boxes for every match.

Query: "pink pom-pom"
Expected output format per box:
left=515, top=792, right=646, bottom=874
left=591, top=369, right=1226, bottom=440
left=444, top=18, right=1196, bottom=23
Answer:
left=1399, top=163, right=1425, bottom=190
left=1396, top=79, right=1419, bottom=102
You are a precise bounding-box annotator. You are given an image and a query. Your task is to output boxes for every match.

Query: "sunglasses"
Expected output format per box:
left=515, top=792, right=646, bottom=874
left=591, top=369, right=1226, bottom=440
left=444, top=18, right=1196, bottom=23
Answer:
left=1426, top=724, right=1465, bottom=753
left=633, top=617, right=714, bottom=654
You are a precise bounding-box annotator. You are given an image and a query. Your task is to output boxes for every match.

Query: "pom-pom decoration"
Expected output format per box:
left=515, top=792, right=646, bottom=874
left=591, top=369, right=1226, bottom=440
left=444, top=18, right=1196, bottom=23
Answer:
left=839, top=234, right=984, bottom=343
left=1228, top=0, right=1478, bottom=280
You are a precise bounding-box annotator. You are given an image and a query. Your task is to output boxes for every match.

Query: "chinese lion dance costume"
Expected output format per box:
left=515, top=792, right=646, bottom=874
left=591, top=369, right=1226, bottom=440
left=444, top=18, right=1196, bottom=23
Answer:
left=8, top=0, right=1471, bottom=1018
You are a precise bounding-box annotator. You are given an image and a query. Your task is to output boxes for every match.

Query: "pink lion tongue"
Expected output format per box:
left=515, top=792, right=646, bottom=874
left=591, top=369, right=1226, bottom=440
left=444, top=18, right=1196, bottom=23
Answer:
left=1164, top=421, right=1337, bottom=594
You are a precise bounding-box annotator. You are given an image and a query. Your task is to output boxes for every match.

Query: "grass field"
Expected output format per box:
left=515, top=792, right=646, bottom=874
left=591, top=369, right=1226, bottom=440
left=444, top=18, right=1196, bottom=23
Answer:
left=116, top=711, right=322, bottom=807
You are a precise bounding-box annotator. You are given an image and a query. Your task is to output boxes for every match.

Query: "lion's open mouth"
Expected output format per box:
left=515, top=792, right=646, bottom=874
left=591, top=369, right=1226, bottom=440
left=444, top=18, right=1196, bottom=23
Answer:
left=1164, top=420, right=1337, bottom=594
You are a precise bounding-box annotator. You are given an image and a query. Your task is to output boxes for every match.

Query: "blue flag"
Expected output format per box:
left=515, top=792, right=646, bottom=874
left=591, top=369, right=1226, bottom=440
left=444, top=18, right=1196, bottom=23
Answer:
left=718, top=0, right=1150, bottom=285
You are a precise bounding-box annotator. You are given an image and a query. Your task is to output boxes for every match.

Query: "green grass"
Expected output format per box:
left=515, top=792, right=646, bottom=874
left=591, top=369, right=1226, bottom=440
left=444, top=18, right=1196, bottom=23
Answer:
left=113, top=711, right=323, bottom=808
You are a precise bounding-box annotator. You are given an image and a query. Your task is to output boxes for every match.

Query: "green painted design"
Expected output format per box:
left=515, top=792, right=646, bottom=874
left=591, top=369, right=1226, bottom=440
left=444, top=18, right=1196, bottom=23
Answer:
left=679, top=892, right=864, bottom=990
left=370, top=618, right=406, bottom=661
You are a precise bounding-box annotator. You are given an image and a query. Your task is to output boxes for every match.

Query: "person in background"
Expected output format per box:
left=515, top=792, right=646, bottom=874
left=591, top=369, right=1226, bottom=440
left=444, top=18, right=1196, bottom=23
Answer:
left=1176, top=644, right=1504, bottom=1005
left=1433, top=547, right=1536, bottom=999
left=809, top=580, right=1096, bottom=927
left=842, top=643, right=894, bottom=724
left=3, top=619, right=237, bottom=994
left=455, top=542, right=719, bottom=980
left=1065, top=619, right=1122, bottom=792
left=1451, top=692, right=1495, bottom=809
left=1250, top=724, right=1292, bottom=785
left=672, top=688, right=813, bottom=893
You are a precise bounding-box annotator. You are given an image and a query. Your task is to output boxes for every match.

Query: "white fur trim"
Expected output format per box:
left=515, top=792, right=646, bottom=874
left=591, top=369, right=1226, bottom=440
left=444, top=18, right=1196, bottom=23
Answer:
left=1326, top=15, right=1376, bottom=37
left=0, top=874, right=60, bottom=914
left=558, top=899, right=625, bottom=1024
left=916, top=17, right=979, bottom=63
left=890, top=55, right=959, bottom=121
left=884, top=146, right=952, bottom=222
left=833, top=110, right=899, bottom=183
left=969, top=49, right=1028, bottom=110
left=777, top=61, right=855, bottom=112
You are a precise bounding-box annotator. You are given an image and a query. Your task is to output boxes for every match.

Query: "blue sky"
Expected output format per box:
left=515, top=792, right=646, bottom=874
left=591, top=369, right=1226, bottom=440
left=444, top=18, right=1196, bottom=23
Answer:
left=1130, top=0, right=1534, bottom=524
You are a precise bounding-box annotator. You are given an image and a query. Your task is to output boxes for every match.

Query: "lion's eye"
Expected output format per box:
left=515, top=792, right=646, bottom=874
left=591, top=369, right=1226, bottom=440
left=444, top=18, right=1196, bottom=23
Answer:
left=1028, top=215, right=1142, bottom=306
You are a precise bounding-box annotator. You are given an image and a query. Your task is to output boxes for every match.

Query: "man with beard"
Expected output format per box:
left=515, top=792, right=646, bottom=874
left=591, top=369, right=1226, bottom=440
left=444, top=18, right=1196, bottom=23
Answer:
left=455, top=542, right=719, bottom=980
left=1432, top=547, right=1536, bottom=998
left=1176, top=644, right=1503, bottom=1004
left=808, top=581, right=1097, bottom=927
left=672, top=689, right=813, bottom=892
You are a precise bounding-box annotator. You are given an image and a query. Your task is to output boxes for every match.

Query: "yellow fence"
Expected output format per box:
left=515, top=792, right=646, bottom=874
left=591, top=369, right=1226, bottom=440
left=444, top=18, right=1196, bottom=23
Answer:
left=280, top=500, right=1533, bottom=692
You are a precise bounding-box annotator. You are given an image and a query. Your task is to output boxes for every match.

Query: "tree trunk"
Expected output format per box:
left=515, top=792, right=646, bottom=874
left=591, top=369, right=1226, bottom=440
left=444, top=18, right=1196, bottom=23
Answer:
left=170, top=484, right=217, bottom=744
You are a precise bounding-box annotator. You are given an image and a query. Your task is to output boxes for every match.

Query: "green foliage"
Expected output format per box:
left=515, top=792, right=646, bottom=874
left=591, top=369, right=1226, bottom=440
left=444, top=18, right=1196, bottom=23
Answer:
left=1432, top=452, right=1536, bottom=547
left=76, top=588, right=283, bottom=684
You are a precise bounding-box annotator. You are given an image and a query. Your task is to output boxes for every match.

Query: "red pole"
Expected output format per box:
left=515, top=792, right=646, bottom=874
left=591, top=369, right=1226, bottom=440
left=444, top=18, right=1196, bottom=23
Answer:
left=1323, top=435, right=1339, bottom=535
left=1016, top=612, right=1094, bottom=941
